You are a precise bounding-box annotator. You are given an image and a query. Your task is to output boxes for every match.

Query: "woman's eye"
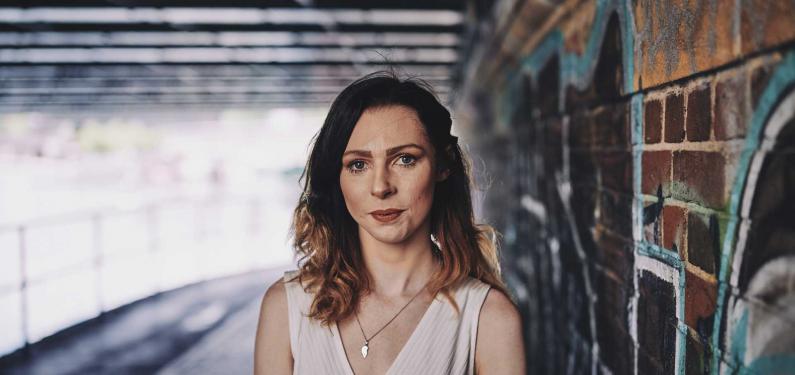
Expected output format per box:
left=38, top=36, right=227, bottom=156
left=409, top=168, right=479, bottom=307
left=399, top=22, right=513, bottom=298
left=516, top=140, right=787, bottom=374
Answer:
left=397, top=155, right=417, bottom=166
left=347, top=160, right=366, bottom=173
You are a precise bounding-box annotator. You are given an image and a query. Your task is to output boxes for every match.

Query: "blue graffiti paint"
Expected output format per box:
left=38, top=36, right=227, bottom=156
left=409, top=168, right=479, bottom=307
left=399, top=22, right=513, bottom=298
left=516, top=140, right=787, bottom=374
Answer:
left=711, top=50, right=795, bottom=374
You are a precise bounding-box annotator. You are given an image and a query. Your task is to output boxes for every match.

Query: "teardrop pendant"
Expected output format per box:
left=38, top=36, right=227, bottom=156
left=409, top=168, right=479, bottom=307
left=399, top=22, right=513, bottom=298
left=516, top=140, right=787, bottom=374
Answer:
left=361, top=342, right=369, bottom=358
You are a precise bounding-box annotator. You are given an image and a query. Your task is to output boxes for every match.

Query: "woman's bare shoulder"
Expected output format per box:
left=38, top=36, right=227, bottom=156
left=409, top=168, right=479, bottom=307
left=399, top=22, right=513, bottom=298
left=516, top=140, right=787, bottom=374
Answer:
left=262, top=269, right=304, bottom=309
left=262, top=278, right=288, bottom=310
left=254, top=277, right=292, bottom=375
left=475, top=288, right=526, bottom=374
left=478, top=288, right=521, bottom=339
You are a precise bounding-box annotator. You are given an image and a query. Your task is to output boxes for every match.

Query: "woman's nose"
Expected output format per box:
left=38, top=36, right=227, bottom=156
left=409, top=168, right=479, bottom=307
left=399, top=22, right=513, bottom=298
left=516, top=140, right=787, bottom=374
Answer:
left=370, top=164, right=396, bottom=199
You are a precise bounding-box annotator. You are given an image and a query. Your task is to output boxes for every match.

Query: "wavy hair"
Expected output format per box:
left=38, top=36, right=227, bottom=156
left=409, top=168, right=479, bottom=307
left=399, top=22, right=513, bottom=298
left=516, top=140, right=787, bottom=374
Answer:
left=290, top=70, right=508, bottom=326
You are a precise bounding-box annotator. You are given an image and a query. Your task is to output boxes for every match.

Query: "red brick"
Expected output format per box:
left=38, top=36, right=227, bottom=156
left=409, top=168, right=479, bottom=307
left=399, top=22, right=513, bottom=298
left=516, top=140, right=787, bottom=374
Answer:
left=672, top=151, right=726, bottom=209
left=684, top=270, right=716, bottom=329
left=643, top=216, right=661, bottom=246
left=638, top=271, right=677, bottom=374
left=686, top=84, right=712, bottom=141
left=641, top=151, right=672, bottom=195
left=665, top=92, right=685, bottom=143
left=595, top=229, right=635, bottom=282
left=644, top=99, right=662, bottom=144
left=570, top=150, right=597, bottom=187
left=598, top=189, right=634, bottom=238
left=593, top=102, right=630, bottom=150
left=686, top=331, right=711, bottom=374
left=751, top=63, right=773, bottom=109
left=596, top=271, right=635, bottom=375
left=662, top=205, right=687, bottom=255
left=714, top=73, right=748, bottom=140
left=543, top=118, right=564, bottom=171
left=599, top=328, right=635, bottom=375
left=687, top=212, right=718, bottom=274
left=537, top=57, right=559, bottom=116
left=569, top=111, right=594, bottom=150
left=597, top=151, right=633, bottom=192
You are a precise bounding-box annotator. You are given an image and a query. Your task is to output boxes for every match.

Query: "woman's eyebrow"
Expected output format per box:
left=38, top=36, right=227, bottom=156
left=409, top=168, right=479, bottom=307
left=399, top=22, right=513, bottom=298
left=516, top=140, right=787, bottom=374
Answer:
left=343, top=143, right=424, bottom=157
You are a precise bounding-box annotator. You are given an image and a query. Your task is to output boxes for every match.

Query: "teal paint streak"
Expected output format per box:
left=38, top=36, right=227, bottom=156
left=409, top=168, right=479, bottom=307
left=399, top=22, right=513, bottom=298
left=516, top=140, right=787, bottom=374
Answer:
left=521, top=31, right=562, bottom=77
left=729, top=309, right=795, bottom=374
left=637, top=243, right=683, bottom=267
left=711, top=50, right=795, bottom=374
left=560, top=0, right=618, bottom=91
left=745, top=354, right=795, bottom=375
left=619, top=0, right=636, bottom=94
left=508, top=0, right=623, bottom=120
left=631, top=93, right=644, bottom=146
left=632, top=94, right=644, bottom=239
left=730, top=309, right=749, bottom=373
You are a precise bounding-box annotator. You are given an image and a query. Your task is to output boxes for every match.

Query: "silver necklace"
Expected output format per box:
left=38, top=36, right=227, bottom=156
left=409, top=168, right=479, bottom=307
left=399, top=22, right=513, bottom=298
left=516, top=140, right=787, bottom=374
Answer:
left=353, top=282, right=429, bottom=359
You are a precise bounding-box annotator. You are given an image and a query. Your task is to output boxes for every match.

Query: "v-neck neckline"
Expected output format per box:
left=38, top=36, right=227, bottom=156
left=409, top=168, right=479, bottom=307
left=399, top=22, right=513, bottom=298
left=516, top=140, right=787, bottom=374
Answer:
left=332, top=293, right=440, bottom=375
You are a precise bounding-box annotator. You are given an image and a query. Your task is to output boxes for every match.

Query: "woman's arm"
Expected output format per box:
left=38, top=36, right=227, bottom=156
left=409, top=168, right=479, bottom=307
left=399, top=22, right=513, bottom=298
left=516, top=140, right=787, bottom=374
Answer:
left=253, top=279, right=293, bottom=375
left=474, top=289, right=526, bottom=375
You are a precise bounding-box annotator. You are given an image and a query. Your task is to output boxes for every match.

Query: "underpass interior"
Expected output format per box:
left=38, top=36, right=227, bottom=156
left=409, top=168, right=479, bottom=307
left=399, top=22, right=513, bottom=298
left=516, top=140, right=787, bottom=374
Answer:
left=1, top=1, right=794, bottom=374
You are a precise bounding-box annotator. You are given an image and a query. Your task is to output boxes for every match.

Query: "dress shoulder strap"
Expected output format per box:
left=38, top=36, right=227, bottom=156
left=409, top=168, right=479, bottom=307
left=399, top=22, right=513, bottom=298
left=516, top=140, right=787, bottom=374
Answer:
left=282, top=270, right=311, bottom=360
left=464, top=277, right=492, bottom=374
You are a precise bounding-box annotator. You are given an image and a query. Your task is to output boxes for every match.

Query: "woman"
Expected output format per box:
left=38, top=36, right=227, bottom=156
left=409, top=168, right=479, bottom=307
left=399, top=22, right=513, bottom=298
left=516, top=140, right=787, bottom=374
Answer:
left=254, top=71, right=525, bottom=375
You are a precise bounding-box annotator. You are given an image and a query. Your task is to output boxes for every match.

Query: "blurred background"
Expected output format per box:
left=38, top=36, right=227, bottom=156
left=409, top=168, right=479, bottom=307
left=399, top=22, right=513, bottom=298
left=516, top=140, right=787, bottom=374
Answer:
left=1, top=1, right=794, bottom=374
left=0, top=1, right=464, bottom=374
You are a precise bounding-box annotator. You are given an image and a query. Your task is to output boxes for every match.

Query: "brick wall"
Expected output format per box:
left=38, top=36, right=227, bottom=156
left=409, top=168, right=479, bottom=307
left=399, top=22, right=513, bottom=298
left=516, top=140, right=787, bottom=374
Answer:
left=454, top=1, right=795, bottom=373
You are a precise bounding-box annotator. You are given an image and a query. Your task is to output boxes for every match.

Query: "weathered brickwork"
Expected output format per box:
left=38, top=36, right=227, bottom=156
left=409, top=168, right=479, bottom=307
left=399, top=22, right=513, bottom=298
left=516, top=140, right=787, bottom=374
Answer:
left=456, top=0, right=795, bottom=373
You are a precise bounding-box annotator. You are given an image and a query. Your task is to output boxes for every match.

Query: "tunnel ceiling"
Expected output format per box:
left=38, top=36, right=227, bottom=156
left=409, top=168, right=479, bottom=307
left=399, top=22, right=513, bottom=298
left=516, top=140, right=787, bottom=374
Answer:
left=0, top=1, right=465, bottom=111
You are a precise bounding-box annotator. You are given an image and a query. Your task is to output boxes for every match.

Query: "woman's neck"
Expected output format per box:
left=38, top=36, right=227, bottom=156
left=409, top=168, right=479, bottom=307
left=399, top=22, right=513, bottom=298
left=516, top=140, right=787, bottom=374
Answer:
left=358, top=227, right=439, bottom=298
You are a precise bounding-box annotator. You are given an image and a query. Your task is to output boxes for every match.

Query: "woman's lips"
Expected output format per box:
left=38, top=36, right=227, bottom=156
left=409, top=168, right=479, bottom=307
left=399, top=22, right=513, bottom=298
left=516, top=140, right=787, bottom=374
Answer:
left=370, top=209, right=404, bottom=223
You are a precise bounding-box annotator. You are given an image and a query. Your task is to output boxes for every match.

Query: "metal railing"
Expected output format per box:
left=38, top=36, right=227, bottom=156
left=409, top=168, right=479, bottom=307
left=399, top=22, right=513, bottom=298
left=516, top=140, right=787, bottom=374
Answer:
left=0, top=193, right=275, bottom=355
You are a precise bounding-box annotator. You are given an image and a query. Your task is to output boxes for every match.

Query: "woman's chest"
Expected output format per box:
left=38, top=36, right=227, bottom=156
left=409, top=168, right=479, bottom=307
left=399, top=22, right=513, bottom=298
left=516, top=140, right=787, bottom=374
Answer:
left=336, top=297, right=434, bottom=375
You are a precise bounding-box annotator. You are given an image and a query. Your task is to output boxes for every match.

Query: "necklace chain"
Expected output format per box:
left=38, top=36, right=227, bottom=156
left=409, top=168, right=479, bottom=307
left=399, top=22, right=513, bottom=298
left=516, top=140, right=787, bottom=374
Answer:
left=354, top=281, right=429, bottom=351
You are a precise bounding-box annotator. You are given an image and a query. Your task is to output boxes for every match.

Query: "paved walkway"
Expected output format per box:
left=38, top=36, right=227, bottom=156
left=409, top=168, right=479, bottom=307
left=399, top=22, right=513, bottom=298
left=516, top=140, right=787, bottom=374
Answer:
left=157, top=296, right=262, bottom=375
left=0, top=267, right=287, bottom=375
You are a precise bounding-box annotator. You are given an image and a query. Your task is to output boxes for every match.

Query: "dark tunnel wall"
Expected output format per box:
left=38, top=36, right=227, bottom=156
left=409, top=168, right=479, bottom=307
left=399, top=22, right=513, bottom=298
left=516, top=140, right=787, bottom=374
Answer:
left=455, top=1, right=795, bottom=374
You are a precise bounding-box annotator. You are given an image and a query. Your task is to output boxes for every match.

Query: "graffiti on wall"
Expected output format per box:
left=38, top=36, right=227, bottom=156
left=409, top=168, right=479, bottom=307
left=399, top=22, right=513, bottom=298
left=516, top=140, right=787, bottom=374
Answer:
left=460, top=0, right=795, bottom=373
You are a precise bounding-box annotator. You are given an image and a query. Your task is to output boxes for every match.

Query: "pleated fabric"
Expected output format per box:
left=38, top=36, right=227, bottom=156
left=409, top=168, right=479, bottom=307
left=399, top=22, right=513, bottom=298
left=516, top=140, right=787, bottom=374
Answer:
left=283, top=270, right=492, bottom=375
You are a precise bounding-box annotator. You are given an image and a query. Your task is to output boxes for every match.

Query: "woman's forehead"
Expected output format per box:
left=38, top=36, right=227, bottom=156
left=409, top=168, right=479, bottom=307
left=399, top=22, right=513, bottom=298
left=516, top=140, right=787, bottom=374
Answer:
left=345, top=106, right=430, bottom=151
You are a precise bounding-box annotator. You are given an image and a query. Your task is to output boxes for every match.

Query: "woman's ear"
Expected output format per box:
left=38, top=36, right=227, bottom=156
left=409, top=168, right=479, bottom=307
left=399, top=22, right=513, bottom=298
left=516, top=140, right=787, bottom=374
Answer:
left=436, top=168, right=451, bottom=182
left=435, top=144, right=455, bottom=182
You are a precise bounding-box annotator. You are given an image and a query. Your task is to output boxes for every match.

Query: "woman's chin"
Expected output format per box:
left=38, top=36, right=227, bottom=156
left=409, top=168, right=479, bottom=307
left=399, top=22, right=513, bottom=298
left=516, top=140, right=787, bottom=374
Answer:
left=363, top=227, right=411, bottom=245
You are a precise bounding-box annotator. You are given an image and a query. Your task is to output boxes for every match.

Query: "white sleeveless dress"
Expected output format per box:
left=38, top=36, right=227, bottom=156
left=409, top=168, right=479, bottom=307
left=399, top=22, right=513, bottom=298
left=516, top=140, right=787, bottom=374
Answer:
left=282, top=270, right=492, bottom=375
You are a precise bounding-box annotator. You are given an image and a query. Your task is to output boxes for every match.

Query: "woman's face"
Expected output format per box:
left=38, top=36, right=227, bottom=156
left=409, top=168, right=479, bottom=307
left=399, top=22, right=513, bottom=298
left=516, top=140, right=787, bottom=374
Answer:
left=340, top=105, right=446, bottom=246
